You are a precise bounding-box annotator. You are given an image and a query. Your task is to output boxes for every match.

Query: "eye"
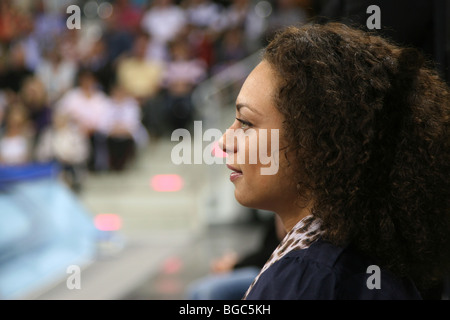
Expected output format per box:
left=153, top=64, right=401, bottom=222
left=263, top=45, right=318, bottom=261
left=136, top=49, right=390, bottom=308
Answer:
left=236, top=118, right=252, bottom=130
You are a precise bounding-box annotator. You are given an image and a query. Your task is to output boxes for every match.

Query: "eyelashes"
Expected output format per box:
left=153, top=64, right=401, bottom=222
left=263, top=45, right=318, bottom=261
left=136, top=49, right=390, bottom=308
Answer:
left=236, top=117, right=253, bottom=129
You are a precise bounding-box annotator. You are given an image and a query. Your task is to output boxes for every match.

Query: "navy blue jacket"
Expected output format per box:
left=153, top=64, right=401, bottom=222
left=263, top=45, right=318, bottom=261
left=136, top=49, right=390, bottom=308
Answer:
left=246, top=239, right=422, bottom=300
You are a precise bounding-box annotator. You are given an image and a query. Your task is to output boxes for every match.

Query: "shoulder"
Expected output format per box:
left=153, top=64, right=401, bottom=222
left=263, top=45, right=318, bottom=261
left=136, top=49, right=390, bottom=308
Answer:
left=246, top=239, right=422, bottom=300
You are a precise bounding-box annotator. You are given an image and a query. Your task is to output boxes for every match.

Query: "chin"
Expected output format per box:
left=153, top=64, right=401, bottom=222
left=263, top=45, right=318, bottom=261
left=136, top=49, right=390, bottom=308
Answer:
left=234, top=189, right=270, bottom=212
left=234, top=188, right=254, bottom=208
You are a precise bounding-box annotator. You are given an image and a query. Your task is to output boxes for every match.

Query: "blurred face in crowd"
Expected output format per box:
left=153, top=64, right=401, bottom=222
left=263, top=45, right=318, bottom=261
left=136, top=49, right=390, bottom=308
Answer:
left=156, top=0, right=172, bottom=7
left=6, top=106, right=28, bottom=135
left=220, top=61, right=305, bottom=229
left=79, top=72, right=97, bottom=93
left=133, top=35, right=149, bottom=60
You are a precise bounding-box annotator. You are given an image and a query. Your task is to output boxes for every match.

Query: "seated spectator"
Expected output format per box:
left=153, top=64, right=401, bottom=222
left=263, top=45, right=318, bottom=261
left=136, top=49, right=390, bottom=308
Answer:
left=0, top=103, right=33, bottom=165
left=216, top=0, right=266, bottom=51
left=36, top=43, right=77, bottom=106
left=184, top=0, right=222, bottom=30
left=140, top=0, right=187, bottom=55
left=212, top=27, right=248, bottom=75
left=58, top=28, right=84, bottom=65
left=176, top=23, right=215, bottom=72
left=163, top=39, right=207, bottom=130
left=34, top=110, right=90, bottom=192
left=80, top=37, right=115, bottom=94
left=0, top=43, right=33, bottom=94
left=0, top=0, right=30, bottom=45
left=216, top=0, right=250, bottom=31
left=116, top=32, right=164, bottom=103
left=101, top=12, right=135, bottom=65
left=19, top=76, right=52, bottom=145
left=113, top=0, right=144, bottom=35
left=117, top=33, right=165, bottom=138
left=32, top=0, right=67, bottom=52
left=104, top=85, right=144, bottom=171
left=55, top=69, right=110, bottom=172
left=145, top=31, right=170, bottom=64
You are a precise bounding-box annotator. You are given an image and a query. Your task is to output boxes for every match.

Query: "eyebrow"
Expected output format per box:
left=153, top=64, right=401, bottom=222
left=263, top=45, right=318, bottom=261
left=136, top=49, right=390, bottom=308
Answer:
left=236, top=102, right=262, bottom=116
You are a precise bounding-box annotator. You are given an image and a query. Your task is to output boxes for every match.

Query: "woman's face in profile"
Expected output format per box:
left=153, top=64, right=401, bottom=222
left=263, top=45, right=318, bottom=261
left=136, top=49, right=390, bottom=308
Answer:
left=220, top=61, right=299, bottom=215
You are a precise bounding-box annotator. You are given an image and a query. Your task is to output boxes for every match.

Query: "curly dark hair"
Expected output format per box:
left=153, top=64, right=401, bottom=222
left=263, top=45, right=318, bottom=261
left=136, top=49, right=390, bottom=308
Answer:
left=263, top=23, right=450, bottom=290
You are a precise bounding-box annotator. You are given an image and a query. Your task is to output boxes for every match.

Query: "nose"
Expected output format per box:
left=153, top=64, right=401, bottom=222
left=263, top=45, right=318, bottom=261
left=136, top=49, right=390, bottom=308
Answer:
left=219, top=128, right=237, bottom=155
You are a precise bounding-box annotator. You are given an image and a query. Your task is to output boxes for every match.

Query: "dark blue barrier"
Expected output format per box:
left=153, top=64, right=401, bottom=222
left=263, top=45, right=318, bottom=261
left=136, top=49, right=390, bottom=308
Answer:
left=0, top=162, right=60, bottom=188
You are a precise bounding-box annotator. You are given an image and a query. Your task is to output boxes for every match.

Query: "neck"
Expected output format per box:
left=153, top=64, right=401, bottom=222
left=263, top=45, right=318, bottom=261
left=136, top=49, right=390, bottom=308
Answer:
left=276, top=200, right=315, bottom=232
left=82, top=87, right=94, bottom=97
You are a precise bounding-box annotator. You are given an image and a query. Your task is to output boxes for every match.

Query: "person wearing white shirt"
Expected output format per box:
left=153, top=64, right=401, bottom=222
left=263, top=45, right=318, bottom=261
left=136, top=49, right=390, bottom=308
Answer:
left=185, top=0, right=222, bottom=29
left=140, top=0, right=187, bottom=56
left=36, top=48, right=77, bottom=106
left=163, top=40, right=207, bottom=130
left=55, top=69, right=110, bottom=171
left=104, top=85, right=144, bottom=171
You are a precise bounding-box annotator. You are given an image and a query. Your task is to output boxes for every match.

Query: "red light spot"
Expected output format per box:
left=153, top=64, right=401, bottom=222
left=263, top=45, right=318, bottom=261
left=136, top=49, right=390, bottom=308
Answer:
left=151, top=174, right=183, bottom=192
left=211, top=141, right=227, bottom=158
left=94, top=214, right=122, bottom=231
left=162, top=256, right=183, bottom=274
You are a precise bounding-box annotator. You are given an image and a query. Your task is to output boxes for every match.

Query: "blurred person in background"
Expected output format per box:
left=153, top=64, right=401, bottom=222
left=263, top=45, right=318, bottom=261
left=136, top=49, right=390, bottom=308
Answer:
left=31, top=0, right=67, bottom=54
left=176, top=22, right=216, bottom=74
left=117, top=32, right=165, bottom=138
left=212, top=26, right=248, bottom=74
left=35, top=109, right=90, bottom=192
left=144, top=29, right=171, bottom=64
left=101, top=9, right=136, bottom=66
left=112, top=0, right=144, bottom=35
left=140, top=0, right=187, bottom=59
left=116, top=32, right=164, bottom=103
left=19, top=76, right=52, bottom=146
left=36, top=43, right=77, bottom=106
left=59, top=28, right=85, bottom=65
left=80, top=37, right=115, bottom=94
left=216, top=0, right=266, bottom=52
left=216, top=0, right=250, bottom=30
left=162, top=38, right=207, bottom=130
left=12, top=15, right=41, bottom=73
left=0, top=103, right=33, bottom=165
left=55, top=68, right=110, bottom=172
left=104, top=84, right=144, bottom=172
left=183, top=0, right=222, bottom=31
left=0, top=42, right=33, bottom=94
left=0, top=0, right=30, bottom=46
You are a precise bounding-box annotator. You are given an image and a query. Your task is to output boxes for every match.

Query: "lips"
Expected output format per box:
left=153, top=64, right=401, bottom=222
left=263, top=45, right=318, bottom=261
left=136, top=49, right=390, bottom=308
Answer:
left=227, top=164, right=243, bottom=182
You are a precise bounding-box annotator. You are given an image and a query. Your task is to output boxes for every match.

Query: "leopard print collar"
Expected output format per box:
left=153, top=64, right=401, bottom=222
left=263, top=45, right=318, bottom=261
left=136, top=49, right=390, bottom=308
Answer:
left=243, top=214, right=323, bottom=299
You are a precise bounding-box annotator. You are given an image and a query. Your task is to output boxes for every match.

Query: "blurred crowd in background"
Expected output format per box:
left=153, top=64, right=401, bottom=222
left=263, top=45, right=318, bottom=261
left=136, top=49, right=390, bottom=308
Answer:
left=0, top=0, right=312, bottom=191
left=0, top=0, right=447, bottom=193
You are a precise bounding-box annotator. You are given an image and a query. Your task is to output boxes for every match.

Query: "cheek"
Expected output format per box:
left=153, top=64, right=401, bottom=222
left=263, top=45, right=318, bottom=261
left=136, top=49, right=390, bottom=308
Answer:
left=234, top=166, right=291, bottom=210
left=244, top=133, right=259, bottom=165
left=236, top=129, right=278, bottom=167
left=241, top=132, right=284, bottom=183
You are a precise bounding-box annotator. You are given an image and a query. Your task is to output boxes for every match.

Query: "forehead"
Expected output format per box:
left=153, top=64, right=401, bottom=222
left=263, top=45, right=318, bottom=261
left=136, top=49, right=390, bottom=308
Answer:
left=236, top=61, right=278, bottom=114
